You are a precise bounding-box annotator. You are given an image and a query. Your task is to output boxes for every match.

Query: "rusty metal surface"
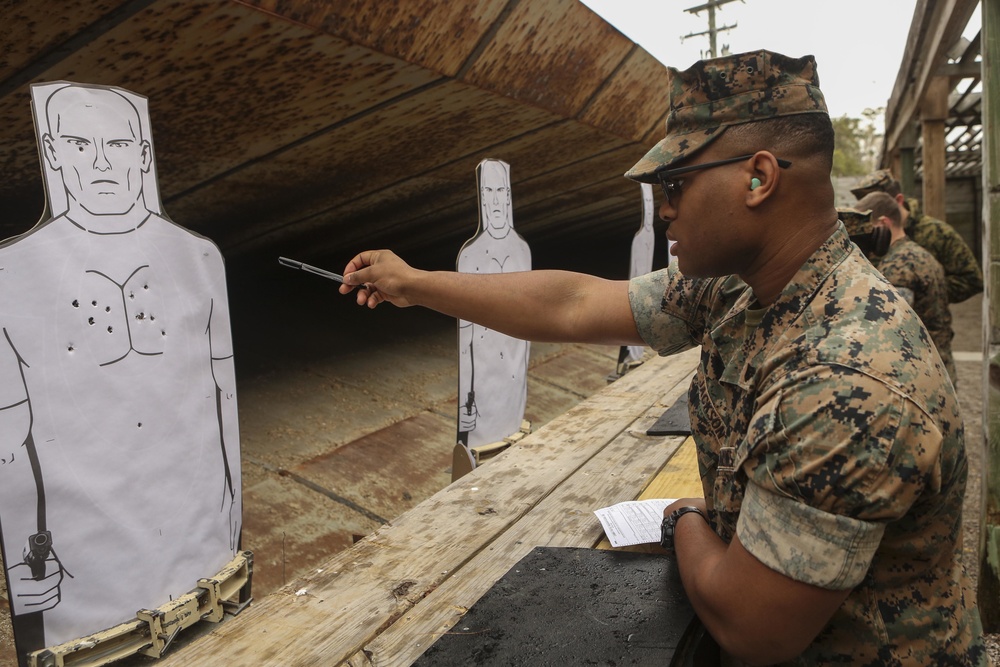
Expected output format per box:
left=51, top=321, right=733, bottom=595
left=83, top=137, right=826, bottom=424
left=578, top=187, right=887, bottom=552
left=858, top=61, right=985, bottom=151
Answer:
left=241, top=0, right=510, bottom=77
left=580, top=48, right=672, bottom=141
left=0, top=0, right=667, bottom=274
left=463, top=0, right=635, bottom=118
left=1, top=1, right=135, bottom=79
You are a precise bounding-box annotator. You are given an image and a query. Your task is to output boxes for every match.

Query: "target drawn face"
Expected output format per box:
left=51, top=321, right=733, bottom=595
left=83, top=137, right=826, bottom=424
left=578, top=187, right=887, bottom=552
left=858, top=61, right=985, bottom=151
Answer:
left=479, top=160, right=512, bottom=239
left=42, top=88, right=152, bottom=217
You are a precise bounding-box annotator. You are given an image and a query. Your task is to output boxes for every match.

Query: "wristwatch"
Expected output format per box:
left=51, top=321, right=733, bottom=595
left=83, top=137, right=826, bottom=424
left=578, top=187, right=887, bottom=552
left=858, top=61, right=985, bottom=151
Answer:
left=660, top=506, right=708, bottom=551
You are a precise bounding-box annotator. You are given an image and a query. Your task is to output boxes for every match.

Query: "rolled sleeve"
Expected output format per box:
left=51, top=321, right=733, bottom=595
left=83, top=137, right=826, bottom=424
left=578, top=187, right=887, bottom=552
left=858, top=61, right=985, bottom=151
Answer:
left=628, top=267, right=738, bottom=356
left=738, top=481, right=884, bottom=590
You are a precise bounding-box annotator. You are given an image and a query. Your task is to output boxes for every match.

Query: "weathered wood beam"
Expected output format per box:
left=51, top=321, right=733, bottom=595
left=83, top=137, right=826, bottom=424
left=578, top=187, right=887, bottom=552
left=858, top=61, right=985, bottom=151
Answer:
left=883, top=0, right=980, bottom=160
left=899, top=124, right=919, bottom=197
left=921, top=76, right=949, bottom=218
left=938, top=59, right=984, bottom=81
left=980, top=0, right=1000, bottom=633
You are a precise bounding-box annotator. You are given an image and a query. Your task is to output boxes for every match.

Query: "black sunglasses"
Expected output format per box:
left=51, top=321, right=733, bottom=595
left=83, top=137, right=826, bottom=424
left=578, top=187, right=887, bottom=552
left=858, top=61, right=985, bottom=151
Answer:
left=655, top=154, right=792, bottom=204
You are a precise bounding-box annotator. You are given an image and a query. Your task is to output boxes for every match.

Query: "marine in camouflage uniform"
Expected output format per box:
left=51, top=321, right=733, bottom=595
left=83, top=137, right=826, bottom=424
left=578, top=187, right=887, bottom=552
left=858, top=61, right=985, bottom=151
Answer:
left=624, top=52, right=986, bottom=665
left=842, top=197, right=958, bottom=386
left=345, top=49, right=988, bottom=665
left=906, top=197, right=982, bottom=303
left=851, top=169, right=983, bottom=303
left=629, top=225, right=980, bottom=664
left=877, top=234, right=957, bottom=385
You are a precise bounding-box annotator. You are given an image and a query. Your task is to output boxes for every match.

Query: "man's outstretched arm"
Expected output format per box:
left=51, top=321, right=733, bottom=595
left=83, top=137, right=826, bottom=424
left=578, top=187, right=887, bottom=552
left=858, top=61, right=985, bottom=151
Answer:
left=340, top=249, right=643, bottom=347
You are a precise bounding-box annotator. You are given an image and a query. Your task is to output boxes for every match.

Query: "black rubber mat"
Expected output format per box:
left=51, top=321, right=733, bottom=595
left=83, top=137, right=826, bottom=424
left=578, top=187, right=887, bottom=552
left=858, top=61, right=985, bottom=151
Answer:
left=413, top=546, right=699, bottom=666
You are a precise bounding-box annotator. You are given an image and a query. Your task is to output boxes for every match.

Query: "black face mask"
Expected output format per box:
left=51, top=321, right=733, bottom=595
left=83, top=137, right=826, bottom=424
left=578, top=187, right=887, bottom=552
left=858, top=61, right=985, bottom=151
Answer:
left=850, top=225, right=891, bottom=259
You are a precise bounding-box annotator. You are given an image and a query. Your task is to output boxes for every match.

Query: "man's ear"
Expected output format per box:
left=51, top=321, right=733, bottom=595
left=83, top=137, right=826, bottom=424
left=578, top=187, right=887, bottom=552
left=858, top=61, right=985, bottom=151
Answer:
left=42, top=134, right=61, bottom=171
left=745, top=152, right=780, bottom=207
left=140, top=140, right=152, bottom=173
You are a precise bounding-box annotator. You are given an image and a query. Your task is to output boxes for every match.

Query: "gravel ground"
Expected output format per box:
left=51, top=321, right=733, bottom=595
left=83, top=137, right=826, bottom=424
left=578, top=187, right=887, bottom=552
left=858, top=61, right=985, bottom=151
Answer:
left=951, top=294, right=999, bottom=665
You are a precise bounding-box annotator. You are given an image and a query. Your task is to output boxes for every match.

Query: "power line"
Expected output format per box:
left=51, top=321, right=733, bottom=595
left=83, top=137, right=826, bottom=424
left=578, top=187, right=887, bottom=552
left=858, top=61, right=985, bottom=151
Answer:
left=681, top=0, right=744, bottom=59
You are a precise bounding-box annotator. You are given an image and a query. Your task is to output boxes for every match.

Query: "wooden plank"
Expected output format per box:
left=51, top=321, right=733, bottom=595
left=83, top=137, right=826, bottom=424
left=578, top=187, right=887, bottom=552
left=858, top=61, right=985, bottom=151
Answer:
left=153, top=348, right=700, bottom=665
left=345, top=363, right=696, bottom=666
left=639, top=436, right=702, bottom=501
left=591, top=434, right=703, bottom=552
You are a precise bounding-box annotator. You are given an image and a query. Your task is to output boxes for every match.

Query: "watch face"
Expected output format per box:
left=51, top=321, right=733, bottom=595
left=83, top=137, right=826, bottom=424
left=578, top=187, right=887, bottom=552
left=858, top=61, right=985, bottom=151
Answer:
left=660, top=515, right=673, bottom=550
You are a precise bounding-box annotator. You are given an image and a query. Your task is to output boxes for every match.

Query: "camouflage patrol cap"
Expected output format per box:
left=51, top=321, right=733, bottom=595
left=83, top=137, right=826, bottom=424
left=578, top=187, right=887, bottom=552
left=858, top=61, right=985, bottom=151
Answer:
left=850, top=169, right=894, bottom=199
left=837, top=206, right=874, bottom=236
left=625, top=50, right=828, bottom=183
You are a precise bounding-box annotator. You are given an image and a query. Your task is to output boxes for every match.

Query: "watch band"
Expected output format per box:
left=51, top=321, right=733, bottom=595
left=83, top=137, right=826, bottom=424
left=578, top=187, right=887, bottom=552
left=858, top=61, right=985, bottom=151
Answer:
left=660, top=506, right=708, bottom=551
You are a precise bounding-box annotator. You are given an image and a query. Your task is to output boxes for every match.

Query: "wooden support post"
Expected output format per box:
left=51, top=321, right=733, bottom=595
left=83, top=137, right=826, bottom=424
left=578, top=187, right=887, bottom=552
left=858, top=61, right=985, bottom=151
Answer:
left=980, top=0, right=1000, bottom=632
left=920, top=76, right=949, bottom=219
left=898, top=124, right=918, bottom=196
left=898, top=148, right=915, bottom=194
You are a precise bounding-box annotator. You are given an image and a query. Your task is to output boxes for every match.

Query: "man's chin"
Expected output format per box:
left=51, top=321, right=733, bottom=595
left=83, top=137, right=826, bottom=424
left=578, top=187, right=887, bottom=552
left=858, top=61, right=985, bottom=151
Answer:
left=675, top=257, right=708, bottom=279
left=79, top=198, right=136, bottom=216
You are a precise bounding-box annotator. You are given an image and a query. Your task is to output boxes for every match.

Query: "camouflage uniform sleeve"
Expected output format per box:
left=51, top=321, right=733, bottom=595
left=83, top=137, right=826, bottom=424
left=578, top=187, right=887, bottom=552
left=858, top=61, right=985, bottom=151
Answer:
left=914, top=216, right=983, bottom=303
left=736, top=365, right=942, bottom=589
left=628, top=265, right=743, bottom=356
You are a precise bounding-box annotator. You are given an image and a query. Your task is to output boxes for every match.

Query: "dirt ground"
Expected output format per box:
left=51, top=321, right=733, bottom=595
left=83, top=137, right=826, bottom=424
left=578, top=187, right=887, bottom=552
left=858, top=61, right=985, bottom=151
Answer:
left=1, top=289, right=998, bottom=665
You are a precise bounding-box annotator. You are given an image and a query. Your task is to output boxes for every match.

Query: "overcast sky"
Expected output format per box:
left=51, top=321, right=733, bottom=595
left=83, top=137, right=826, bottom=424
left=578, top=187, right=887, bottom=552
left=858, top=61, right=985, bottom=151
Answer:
left=579, top=1, right=979, bottom=121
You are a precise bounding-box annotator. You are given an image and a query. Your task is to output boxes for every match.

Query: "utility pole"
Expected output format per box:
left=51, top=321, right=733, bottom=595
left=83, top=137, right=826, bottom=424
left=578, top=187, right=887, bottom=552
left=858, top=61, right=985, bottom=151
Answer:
left=681, top=0, right=743, bottom=58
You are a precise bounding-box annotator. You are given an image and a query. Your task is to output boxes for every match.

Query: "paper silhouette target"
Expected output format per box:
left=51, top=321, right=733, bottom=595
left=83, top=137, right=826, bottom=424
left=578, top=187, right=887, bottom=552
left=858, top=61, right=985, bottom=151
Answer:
left=456, top=159, right=531, bottom=458
left=0, top=82, right=242, bottom=662
left=617, top=183, right=658, bottom=371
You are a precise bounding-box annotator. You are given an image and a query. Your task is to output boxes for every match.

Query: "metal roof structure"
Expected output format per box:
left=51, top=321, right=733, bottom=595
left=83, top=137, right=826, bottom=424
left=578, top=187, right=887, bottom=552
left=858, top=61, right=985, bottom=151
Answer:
left=0, top=0, right=670, bottom=274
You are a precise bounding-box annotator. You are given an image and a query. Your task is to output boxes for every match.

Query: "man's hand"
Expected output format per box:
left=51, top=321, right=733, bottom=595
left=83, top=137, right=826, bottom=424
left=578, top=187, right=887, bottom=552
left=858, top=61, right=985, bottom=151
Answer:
left=340, top=250, right=423, bottom=309
left=9, top=538, right=68, bottom=615
left=459, top=400, right=478, bottom=432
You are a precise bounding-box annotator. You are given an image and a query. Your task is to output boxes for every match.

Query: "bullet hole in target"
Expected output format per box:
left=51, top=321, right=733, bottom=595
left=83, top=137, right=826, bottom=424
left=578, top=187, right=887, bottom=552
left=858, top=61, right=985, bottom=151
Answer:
left=107, top=326, right=113, bottom=334
left=72, top=300, right=79, bottom=308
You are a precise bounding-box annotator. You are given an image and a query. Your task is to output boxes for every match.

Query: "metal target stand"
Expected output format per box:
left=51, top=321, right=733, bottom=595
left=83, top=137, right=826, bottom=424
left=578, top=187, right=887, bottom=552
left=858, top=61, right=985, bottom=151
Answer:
left=27, top=551, right=253, bottom=667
